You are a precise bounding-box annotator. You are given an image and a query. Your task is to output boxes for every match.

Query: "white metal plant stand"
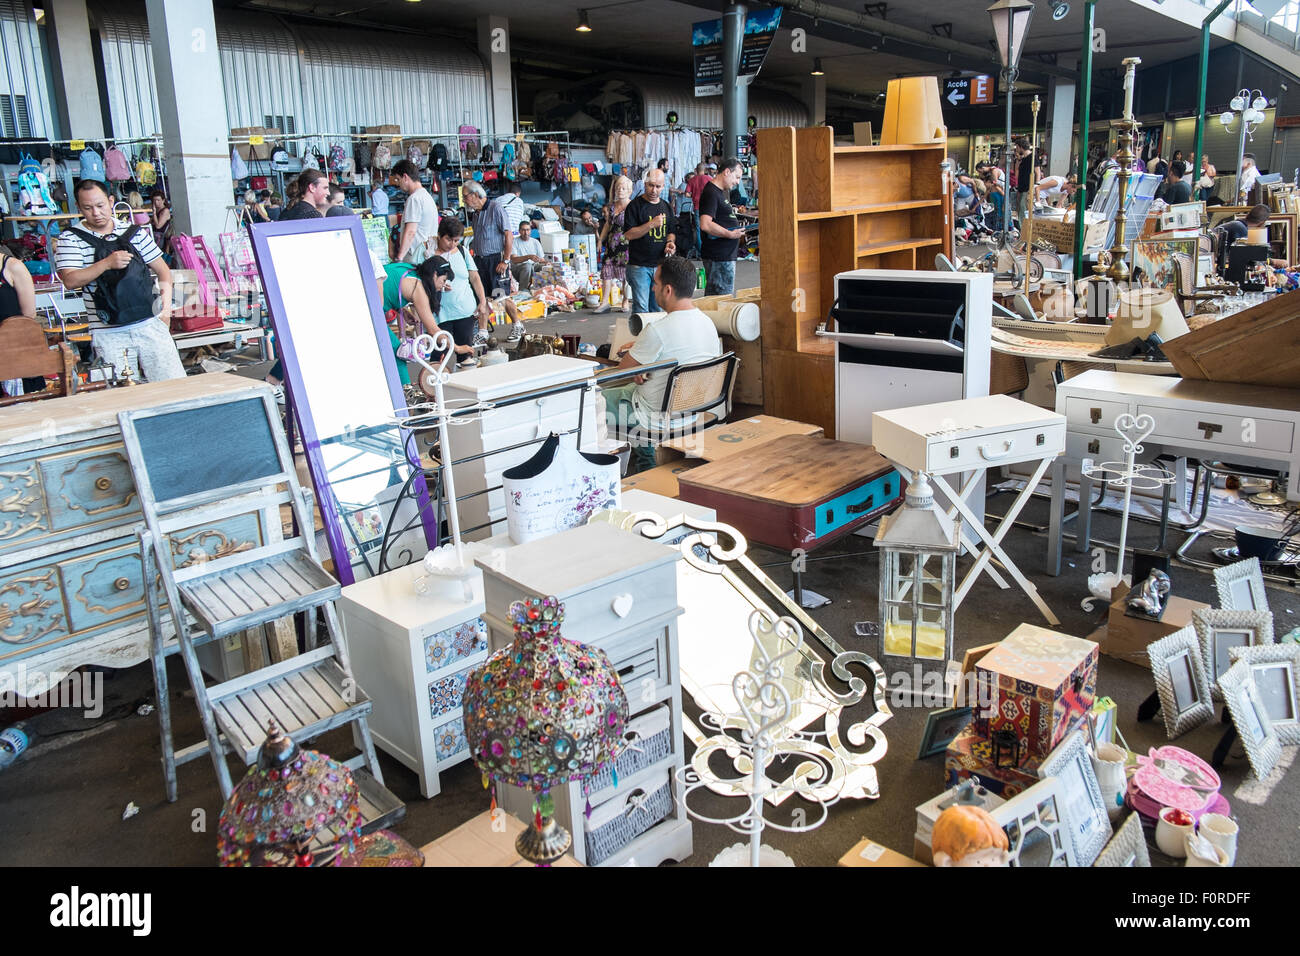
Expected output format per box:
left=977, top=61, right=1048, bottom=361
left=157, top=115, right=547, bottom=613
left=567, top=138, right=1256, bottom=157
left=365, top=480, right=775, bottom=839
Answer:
left=394, top=331, right=496, bottom=597
left=676, top=610, right=843, bottom=867
left=1081, top=413, right=1174, bottom=609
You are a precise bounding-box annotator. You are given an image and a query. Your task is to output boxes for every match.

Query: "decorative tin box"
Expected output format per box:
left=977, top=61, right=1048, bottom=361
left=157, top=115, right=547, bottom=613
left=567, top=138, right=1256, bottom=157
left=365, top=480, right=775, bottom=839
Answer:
left=975, top=624, right=1098, bottom=758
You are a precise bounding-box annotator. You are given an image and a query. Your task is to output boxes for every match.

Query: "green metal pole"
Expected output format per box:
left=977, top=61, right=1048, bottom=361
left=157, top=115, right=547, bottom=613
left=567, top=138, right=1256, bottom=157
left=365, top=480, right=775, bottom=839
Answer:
left=1193, top=0, right=1235, bottom=186
left=1073, top=0, right=1096, bottom=279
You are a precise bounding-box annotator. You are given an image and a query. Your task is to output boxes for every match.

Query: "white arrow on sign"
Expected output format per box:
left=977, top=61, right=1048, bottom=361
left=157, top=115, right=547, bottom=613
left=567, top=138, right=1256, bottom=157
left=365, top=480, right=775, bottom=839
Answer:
left=947, top=88, right=963, bottom=107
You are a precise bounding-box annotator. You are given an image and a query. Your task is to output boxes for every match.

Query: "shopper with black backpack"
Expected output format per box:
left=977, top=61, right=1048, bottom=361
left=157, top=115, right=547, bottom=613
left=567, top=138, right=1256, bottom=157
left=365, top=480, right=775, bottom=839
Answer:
left=56, top=179, right=183, bottom=381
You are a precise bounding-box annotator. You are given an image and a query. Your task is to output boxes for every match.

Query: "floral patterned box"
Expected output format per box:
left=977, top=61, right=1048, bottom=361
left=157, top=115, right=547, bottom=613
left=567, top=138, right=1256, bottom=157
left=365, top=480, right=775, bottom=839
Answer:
left=975, top=624, right=1099, bottom=759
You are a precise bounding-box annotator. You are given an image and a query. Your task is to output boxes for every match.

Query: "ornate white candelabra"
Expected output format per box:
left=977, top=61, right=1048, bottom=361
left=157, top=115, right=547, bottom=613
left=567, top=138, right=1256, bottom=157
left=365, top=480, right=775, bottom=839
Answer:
left=1081, top=413, right=1174, bottom=609
left=676, top=610, right=843, bottom=867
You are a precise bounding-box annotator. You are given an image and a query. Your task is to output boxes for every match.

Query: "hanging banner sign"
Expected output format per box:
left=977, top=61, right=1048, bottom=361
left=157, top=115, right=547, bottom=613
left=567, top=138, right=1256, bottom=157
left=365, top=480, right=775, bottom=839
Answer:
left=693, top=8, right=783, bottom=97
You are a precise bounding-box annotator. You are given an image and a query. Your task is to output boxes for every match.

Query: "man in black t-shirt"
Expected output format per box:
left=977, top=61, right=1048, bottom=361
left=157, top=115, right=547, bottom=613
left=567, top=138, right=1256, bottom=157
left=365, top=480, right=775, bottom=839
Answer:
left=1164, top=161, right=1192, bottom=205
left=622, top=168, right=676, bottom=313
left=699, top=157, right=747, bottom=295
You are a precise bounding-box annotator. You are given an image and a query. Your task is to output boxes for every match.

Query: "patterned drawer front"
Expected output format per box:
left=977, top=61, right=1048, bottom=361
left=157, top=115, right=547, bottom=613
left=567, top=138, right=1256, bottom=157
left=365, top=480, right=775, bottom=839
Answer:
left=0, top=512, right=264, bottom=665
left=433, top=715, right=469, bottom=763
left=0, top=565, right=67, bottom=654
left=429, top=670, right=469, bottom=719
left=0, top=443, right=142, bottom=552
left=424, top=617, right=487, bottom=674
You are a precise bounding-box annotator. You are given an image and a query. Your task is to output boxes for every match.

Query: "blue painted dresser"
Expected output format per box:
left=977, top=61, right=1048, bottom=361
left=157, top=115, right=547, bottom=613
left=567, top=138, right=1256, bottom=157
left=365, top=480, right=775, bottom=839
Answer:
left=0, top=374, right=276, bottom=698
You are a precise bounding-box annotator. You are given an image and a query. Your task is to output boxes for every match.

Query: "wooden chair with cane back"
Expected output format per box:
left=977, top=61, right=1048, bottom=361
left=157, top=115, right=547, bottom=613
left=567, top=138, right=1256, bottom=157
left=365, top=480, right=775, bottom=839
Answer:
left=613, top=351, right=739, bottom=451
left=0, top=315, right=78, bottom=406
left=1170, top=252, right=1221, bottom=317
left=117, top=388, right=403, bottom=832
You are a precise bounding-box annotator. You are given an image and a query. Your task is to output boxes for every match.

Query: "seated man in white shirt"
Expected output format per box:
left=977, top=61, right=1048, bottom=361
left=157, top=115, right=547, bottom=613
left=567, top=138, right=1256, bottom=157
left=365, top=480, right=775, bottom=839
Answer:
left=509, top=220, right=545, bottom=290
left=605, top=255, right=722, bottom=472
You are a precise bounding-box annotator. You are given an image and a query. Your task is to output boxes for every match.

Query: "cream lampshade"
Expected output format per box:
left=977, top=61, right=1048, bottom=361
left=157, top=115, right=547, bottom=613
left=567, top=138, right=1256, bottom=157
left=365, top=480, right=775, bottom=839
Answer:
left=880, top=77, right=947, bottom=146
left=1105, top=288, right=1190, bottom=346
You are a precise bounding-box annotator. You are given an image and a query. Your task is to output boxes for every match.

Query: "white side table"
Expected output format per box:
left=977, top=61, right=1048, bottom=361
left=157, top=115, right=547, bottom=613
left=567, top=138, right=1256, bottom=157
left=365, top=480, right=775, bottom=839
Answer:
left=873, top=395, right=1067, bottom=626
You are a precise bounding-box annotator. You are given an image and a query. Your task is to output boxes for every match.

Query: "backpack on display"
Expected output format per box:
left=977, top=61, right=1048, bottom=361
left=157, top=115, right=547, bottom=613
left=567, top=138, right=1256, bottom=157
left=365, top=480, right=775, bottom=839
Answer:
left=499, top=142, right=516, bottom=181
left=328, top=144, right=347, bottom=171
left=104, top=146, right=131, bottom=182
left=431, top=142, right=448, bottom=169
left=373, top=142, right=393, bottom=170
left=458, top=123, right=479, bottom=161
left=302, top=151, right=319, bottom=171
left=135, top=154, right=157, bottom=185
left=17, top=153, right=56, bottom=215
left=406, top=145, right=425, bottom=170
left=354, top=140, right=373, bottom=170
left=68, top=226, right=156, bottom=325
left=480, top=144, right=493, bottom=165
left=79, top=148, right=106, bottom=183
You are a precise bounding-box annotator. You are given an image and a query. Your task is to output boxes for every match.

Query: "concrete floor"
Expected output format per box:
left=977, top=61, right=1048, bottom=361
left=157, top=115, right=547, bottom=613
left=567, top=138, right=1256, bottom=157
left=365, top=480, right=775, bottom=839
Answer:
left=1, top=483, right=1296, bottom=867
left=4, top=256, right=1298, bottom=867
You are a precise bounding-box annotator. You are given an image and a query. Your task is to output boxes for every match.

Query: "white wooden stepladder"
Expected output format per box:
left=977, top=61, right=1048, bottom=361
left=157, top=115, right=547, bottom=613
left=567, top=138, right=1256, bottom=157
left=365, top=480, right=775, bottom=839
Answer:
left=119, top=388, right=403, bottom=834
left=872, top=395, right=1067, bottom=626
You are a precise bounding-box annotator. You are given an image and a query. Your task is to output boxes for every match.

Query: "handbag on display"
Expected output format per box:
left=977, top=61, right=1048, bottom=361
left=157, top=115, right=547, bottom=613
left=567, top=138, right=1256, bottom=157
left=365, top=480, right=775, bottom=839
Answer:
left=373, top=142, right=393, bottom=170
left=501, top=433, right=621, bottom=545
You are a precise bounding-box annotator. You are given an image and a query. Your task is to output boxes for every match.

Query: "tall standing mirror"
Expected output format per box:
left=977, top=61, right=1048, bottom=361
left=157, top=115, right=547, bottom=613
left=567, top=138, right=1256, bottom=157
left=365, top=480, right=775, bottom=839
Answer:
left=250, top=217, right=435, bottom=584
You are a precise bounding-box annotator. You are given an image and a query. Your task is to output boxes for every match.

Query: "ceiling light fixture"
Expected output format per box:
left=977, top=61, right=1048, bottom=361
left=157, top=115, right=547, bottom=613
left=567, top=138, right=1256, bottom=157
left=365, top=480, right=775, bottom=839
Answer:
left=576, top=9, right=591, bottom=32
left=811, top=58, right=825, bottom=76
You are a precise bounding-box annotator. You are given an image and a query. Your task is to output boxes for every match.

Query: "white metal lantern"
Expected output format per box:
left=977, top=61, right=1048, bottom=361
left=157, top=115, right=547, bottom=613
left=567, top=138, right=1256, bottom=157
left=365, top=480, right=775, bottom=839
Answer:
left=873, top=473, right=961, bottom=705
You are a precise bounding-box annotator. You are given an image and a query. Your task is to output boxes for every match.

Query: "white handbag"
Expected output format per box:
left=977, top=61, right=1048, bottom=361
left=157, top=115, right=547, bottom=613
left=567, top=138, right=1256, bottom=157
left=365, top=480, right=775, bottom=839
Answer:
left=502, top=434, right=621, bottom=544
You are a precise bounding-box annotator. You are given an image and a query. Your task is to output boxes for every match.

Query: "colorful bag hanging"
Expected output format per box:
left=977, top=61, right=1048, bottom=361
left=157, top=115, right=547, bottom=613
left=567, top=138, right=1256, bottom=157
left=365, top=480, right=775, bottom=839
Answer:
left=104, top=146, right=131, bottom=182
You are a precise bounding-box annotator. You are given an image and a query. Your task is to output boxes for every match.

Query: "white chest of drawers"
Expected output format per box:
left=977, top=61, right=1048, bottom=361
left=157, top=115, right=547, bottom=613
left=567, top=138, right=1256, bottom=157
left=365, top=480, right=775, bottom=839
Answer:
left=441, top=356, right=599, bottom=541
left=338, top=562, right=489, bottom=797
left=1046, top=370, right=1300, bottom=575
left=476, top=521, right=693, bottom=867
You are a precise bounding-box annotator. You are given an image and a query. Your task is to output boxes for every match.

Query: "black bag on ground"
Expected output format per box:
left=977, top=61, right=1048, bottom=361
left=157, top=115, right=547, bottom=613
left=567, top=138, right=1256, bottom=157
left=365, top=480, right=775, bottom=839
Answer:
left=70, top=226, right=156, bottom=325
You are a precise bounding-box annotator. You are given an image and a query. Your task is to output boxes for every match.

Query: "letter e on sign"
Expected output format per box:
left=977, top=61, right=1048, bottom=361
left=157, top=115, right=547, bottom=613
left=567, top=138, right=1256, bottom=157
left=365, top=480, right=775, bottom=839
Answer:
left=971, top=75, right=994, bottom=105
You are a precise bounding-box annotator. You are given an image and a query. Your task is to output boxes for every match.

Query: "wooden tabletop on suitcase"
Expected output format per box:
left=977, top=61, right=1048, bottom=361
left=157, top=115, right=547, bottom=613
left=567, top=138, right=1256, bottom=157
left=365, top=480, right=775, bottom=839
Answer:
left=675, top=434, right=894, bottom=507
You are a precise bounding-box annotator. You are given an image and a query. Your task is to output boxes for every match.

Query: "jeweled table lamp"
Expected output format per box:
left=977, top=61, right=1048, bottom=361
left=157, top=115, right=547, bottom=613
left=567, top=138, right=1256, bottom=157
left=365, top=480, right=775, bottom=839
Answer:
left=463, top=596, right=629, bottom=866
left=217, top=721, right=362, bottom=867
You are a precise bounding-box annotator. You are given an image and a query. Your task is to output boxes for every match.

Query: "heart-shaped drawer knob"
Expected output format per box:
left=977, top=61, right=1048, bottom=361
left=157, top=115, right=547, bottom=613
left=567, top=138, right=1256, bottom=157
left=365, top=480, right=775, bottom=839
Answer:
left=611, top=593, right=634, bottom=618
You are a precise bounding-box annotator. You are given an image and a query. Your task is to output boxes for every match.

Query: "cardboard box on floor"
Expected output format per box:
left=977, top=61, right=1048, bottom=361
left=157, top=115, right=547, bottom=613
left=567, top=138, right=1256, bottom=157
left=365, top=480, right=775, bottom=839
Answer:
left=839, top=837, right=927, bottom=867
left=620, top=460, right=702, bottom=498
left=659, top=414, right=823, bottom=462
left=1093, top=588, right=1211, bottom=670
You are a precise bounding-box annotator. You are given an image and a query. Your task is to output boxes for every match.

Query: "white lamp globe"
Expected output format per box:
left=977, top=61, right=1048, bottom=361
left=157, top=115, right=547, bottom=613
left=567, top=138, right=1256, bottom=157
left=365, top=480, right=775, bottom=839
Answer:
left=1220, top=111, right=1234, bottom=127
left=1231, top=95, right=1246, bottom=111
left=1251, top=96, right=1268, bottom=111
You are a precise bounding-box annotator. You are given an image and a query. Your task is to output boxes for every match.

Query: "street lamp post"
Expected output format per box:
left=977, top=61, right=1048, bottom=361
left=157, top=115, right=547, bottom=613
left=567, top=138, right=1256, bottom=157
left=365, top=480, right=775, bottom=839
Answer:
left=1221, top=89, right=1269, bottom=204
left=988, top=0, right=1036, bottom=260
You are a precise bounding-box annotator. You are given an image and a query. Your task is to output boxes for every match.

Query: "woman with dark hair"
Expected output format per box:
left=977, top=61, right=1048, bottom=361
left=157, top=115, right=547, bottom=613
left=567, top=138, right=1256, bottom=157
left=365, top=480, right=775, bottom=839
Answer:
left=382, top=254, right=474, bottom=381
left=148, top=191, right=173, bottom=257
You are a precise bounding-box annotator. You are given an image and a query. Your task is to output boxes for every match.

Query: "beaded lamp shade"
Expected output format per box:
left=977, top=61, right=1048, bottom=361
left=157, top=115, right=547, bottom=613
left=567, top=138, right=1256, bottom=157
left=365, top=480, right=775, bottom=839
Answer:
left=216, top=721, right=362, bottom=867
left=464, top=596, right=629, bottom=792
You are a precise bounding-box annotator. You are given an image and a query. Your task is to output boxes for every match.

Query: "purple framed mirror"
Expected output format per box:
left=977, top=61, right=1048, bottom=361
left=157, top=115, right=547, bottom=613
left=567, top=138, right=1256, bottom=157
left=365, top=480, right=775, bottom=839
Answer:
left=249, top=216, right=436, bottom=585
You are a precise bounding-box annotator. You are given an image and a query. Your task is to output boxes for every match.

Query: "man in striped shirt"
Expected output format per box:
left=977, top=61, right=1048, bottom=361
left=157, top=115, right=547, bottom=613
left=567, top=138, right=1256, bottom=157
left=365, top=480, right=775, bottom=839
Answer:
left=56, top=179, right=184, bottom=382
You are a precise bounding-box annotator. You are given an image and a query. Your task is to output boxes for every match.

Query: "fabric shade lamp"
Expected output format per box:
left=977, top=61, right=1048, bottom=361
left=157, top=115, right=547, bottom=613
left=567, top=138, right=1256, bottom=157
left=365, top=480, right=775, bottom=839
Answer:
left=463, top=596, right=630, bottom=866
left=216, top=721, right=362, bottom=867
left=880, top=77, right=947, bottom=145
left=1105, top=288, right=1190, bottom=346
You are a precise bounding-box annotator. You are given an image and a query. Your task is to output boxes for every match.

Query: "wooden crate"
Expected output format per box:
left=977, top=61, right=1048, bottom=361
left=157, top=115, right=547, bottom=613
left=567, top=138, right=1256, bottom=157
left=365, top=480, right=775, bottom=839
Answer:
left=1161, top=291, right=1300, bottom=388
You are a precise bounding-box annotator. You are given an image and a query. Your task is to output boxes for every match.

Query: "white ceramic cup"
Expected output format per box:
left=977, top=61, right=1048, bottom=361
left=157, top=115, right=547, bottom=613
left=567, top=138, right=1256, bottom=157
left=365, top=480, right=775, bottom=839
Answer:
left=1155, top=806, right=1195, bottom=858
left=1198, top=813, right=1238, bottom=867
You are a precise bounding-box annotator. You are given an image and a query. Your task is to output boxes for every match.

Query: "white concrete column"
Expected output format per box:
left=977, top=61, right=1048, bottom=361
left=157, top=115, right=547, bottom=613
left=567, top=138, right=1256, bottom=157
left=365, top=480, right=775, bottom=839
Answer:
left=145, top=0, right=231, bottom=242
left=476, top=15, right=514, bottom=142
left=45, top=0, right=105, bottom=140
left=1047, top=77, right=1076, bottom=177
left=801, top=74, right=827, bottom=127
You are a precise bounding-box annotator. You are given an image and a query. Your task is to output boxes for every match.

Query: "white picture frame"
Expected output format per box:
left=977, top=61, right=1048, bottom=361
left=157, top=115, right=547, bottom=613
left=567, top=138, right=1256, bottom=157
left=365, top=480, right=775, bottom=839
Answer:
left=1193, top=608, right=1275, bottom=700
left=1147, top=625, right=1214, bottom=739
left=1228, top=643, right=1300, bottom=745
left=1219, top=660, right=1283, bottom=780
left=1093, top=812, right=1151, bottom=868
left=992, top=777, right=1077, bottom=867
left=1213, top=558, right=1269, bottom=614
left=1037, top=728, right=1112, bottom=866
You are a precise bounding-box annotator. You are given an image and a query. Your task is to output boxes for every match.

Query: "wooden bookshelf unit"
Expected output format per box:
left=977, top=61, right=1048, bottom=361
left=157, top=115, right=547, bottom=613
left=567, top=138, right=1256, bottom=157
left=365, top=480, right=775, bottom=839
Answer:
left=757, top=125, right=951, bottom=436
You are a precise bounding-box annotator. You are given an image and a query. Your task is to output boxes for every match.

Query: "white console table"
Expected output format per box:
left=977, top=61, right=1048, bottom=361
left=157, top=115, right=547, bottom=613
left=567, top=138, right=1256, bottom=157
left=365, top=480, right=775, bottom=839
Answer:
left=1047, top=370, right=1300, bottom=575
